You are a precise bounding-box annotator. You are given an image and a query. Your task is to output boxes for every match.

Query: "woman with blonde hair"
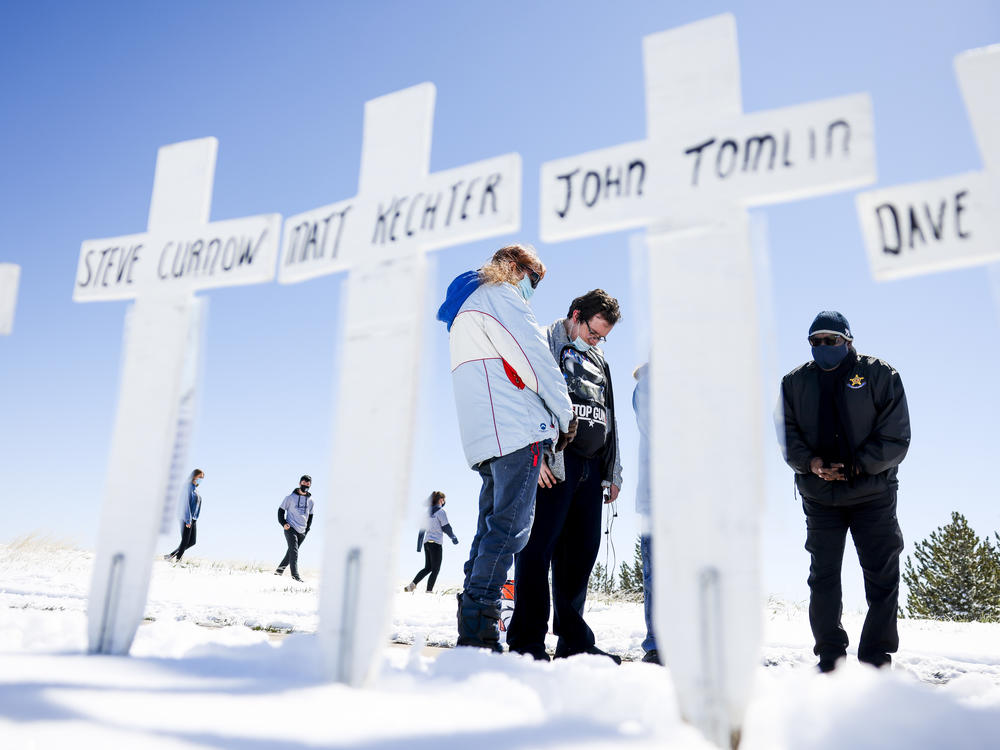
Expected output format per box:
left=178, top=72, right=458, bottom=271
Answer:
left=436, top=244, right=577, bottom=652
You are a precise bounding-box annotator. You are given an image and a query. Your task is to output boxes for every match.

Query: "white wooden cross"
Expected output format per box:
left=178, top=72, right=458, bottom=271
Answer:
left=539, top=15, right=876, bottom=748
left=856, top=45, right=999, bottom=280
left=75, top=137, right=281, bottom=654
left=0, top=263, right=19, bottom=335
left=277, top=82, right=520, bottom=686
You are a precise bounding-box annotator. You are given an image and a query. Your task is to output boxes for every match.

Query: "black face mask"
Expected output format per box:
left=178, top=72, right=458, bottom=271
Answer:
left=299, top=484, right=310, bottom=493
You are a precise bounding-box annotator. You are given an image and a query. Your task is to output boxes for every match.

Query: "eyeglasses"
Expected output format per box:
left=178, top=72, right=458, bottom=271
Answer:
left=584, top=319, right=607, bottom=344
left=518, top=263, right=541, bottom=289
left=809, top=335, right=845, bottom=347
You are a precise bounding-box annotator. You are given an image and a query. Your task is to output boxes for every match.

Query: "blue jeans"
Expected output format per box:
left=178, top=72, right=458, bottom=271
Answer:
left=640, top=534, right=657, bottom=653
left=463, top=441, right=547, bottom=606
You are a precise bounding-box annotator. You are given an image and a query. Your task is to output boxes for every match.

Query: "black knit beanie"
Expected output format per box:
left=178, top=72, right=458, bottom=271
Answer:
left=808, top=311, right=853, bottom=341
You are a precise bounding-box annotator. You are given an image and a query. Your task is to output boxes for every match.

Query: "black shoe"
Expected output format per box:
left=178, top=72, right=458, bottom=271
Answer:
left=274, top=569, right=285, bottom=576
left=291, top=575, right=303, bottom=582
left=555, top=643, right=621, bottom=665
left=641, top=649, right=661, bottom=665
left=859, top=653, right=892, bottom=670
left=817, top=655, right=844, bottom=673
left=510, top=643, right=551, bottom=662
left=456, top=593, right=503, bottom=653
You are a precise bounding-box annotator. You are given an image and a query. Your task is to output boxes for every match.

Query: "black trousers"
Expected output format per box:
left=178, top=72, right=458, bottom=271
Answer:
left=412, top=542, right=443, bottom=591
left=277, top=527, right=306, bottom=578
left=803, top=490, right=904, bottom=666
left=169, top=520, right=197, bottom=560
left=507, top=451, right=604, bottom=654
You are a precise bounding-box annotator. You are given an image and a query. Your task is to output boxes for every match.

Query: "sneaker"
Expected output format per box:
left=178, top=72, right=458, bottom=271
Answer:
left=274, top=569, right=285, bottom=576
left=291, top=575, right=303, bottom=582
left=404, top=582, right=416, bottom=592
left=555, top=643, right=622, bottom=665
left=163, top=554, right=174, bottom=562
left=641, top=649, right=661, bottom=665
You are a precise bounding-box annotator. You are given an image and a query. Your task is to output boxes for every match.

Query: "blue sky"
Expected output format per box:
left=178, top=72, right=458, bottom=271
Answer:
left=1, top=1, right=998, bottom=610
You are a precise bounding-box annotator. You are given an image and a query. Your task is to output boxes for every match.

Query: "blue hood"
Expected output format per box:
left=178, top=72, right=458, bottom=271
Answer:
left=436, top=271, right=482, bottom=331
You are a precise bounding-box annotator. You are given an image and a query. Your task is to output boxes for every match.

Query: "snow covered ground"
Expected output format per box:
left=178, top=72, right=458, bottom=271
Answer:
left=2, top=538, right=999, bottom=749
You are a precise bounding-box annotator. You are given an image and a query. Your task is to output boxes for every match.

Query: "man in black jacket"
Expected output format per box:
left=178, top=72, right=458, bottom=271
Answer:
left=779, top=311, right=909, bottom=672
left=507, top=289, right=623, bottom=663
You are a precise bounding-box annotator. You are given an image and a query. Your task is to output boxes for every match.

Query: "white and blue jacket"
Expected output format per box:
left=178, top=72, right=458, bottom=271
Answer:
left=438, top=272, right=573, bottom=468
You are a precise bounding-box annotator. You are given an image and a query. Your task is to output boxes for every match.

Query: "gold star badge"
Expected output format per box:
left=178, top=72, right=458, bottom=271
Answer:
left=849, top=374, right=865, bottom=388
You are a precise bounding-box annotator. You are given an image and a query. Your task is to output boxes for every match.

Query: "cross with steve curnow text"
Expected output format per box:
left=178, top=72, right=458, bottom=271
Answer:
left=75, top=138, right=282, bottom=656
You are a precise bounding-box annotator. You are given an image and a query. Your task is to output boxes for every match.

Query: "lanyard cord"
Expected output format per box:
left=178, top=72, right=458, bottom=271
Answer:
left=602, top=495, right=618, bottom=593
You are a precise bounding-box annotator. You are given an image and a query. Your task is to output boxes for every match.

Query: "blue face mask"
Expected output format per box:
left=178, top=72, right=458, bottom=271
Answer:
left=570, top=320, right=592, bottom=352
left=516, top=275, right=535, bottom=301
left=193, top=478, right=201, bottom=486
left=812, top=343, right=848, bottom=370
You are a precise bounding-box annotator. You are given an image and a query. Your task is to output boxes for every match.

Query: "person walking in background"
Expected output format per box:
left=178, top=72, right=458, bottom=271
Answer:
left=632, top=363, right=660, bottom=664
left=506, top=289, right=623, bottom=663
left=165, top=469, right=204, bottom=562
left=437, top=243, right=576, bottom=652
left=405, top=491, right=459, bottom=593
left=778, top=311, right=910, bottom=673
left=275, top=474, right=314, bottom=582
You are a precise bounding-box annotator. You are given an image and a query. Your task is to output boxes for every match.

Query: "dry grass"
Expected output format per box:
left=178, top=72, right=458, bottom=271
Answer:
left=0, top=533, right=92, bottom=573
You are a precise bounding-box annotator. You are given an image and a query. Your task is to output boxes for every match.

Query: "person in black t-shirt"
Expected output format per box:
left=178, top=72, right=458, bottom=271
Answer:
left=506, top=289, right=623, bottom=663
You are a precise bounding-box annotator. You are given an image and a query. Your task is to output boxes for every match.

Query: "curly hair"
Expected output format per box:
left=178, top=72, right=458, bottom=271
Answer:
left=429, top=490, right=446, bottom=506
left=478, top=243, right=546, bottom=286
left=567, top=289, right=621, bottom=325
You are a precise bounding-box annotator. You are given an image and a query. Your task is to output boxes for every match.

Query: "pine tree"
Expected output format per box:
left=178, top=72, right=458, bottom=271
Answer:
left=617, top=537, right=644, bottom=595
left=902, top=512, right=1000, bottom=622
left=589, top=562, right=609, bottom=594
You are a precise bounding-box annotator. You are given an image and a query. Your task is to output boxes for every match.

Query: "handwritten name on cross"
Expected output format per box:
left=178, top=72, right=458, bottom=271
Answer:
left=278, top=83, right=519, bottom=281
left=0, top=263, right=19, bottom=335
left=76, top=138, right=281, bottom=655
left=857, top=45, right=1000, bottom=280
left=276, top=83, right=520, bottom=686
left=540, top=25, right=875, bottom=240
